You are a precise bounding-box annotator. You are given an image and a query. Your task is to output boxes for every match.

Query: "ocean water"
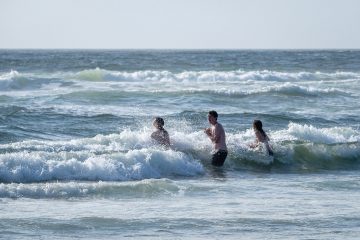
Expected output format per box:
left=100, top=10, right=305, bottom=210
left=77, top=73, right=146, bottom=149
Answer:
left=0, top=50, right=360, bottom=239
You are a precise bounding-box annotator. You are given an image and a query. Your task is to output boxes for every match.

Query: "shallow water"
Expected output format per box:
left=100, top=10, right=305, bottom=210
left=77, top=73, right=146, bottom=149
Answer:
left=0, top=50, right=360, bottom=239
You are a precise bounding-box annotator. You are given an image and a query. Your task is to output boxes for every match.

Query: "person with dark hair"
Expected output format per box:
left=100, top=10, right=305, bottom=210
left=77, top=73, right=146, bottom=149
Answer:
left=151, top=117, right=170, bottom=148
left=250, top=119, right=274, bottom=156
left=204, top=110, right=228, bottom=166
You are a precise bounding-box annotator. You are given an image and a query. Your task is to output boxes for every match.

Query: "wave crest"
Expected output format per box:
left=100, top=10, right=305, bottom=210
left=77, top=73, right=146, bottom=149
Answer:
left=0, top=69, right=357, bottom=98
left=72, top=68, right=360, bottom=83
left=0, top=123, right=359, bottom=184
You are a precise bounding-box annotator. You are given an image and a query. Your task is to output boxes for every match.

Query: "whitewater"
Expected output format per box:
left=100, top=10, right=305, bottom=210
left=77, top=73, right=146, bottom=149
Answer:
left=0, top=50, right=360, bottom=239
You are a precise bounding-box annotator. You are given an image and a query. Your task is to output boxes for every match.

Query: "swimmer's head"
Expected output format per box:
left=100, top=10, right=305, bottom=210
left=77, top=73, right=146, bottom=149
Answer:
left=153, top=117, right=165, bottom=129
left=208, top=110, right=218, bottom=119
left=253, top=119, right=263, bottom=131
left=208, top=110, right=218, bottom=125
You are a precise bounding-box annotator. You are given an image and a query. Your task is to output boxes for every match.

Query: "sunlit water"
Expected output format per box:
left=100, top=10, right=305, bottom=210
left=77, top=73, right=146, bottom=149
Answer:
left=0, top=50, right=360, bottom=239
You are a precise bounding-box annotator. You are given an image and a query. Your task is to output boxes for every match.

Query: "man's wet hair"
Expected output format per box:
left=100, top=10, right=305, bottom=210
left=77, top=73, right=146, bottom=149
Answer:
left=153, top=117, right=165, bottom=127
left=208, top=110, right=218, bottom=119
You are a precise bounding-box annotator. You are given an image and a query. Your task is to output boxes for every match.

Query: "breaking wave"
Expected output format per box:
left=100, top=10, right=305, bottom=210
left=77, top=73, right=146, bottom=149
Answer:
left=0, top=123, right=359, bottom=185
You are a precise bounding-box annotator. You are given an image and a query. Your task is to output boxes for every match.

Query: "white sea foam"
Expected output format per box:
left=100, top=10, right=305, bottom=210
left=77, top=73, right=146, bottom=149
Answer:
left=0, top=148, right=204, bottom=183
left=0, top=70, right=20, bottom=80
left=142, top=83, right=346, bottom=97
left=0, top=178, right=184, bottom=198
left=0, top=129, right=205, bottom=183
left=227, top=123, right=360, bottom=165
left=285, top=122, right=360, bottom=144
left=0, top=70, right=28, bottom=90
left=0, top=123, right=359, bottom=183
left=263, top=83, right=345, bottom=96
left=265, top=123, right=360, bottom=167
left=1, top=69, right=359, bottom=91
left=72, top=69, right=360, bottom=83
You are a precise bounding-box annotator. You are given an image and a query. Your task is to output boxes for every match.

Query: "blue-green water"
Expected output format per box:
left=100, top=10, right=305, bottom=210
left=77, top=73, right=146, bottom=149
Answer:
left=0, top=50, right=360, bottom=239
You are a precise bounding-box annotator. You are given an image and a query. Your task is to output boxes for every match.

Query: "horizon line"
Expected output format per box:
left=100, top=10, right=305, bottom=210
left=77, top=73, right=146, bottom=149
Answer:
left=1, top=47, right=360, bottom=51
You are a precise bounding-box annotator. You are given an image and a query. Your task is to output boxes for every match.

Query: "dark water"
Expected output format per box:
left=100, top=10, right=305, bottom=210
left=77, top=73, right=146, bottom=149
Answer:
left=1, top=49, right=360, bottom=72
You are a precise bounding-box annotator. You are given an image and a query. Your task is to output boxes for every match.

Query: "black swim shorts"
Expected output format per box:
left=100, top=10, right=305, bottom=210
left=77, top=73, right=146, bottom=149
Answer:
left=211, top=150, right=228, bottom=167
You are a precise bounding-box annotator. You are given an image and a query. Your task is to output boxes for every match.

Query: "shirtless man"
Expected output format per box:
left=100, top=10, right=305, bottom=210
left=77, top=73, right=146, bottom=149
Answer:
left=204, top=110, right=228, bottom=166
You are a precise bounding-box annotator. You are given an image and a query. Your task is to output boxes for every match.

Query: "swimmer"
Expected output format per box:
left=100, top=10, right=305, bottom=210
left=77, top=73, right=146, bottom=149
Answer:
left=151, top=117, right=170, bottom=148
left=204, top=110, right=228, bottom=167
left=250, top=119, right=274, bottom=156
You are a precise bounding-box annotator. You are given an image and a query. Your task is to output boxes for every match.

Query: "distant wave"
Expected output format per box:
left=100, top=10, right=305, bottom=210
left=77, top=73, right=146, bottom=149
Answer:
left=261, top=83, right=346, bottom=96
left=0, top=70, right=65, bottom=91
left=179, top=83, right=348, bottom=97
left=72, top=68, right=360, bottom=83
left=1, top=68, right=359, bottom=85
left=55, top=84, right=347, bottom=102
left=0, top=69, right=352, bottom=99
left=1, top=69, right=355, bottom=104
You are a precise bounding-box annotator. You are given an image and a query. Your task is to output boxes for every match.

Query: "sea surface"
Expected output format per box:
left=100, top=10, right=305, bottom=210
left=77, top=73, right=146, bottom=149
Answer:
left=0, top=50, right=360, bottom=239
